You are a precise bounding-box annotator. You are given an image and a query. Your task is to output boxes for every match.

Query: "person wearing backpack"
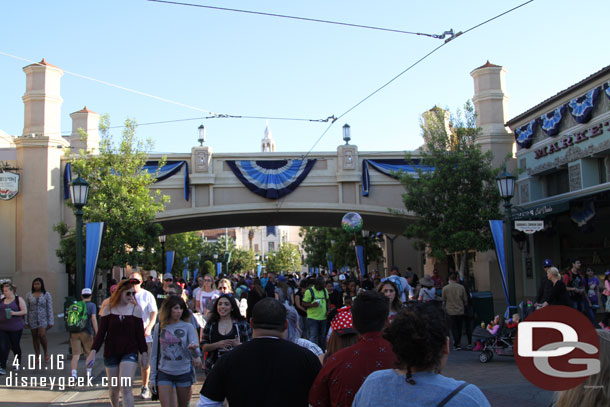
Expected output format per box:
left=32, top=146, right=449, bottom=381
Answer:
left=302, top=277, right=329, bottom=351
left=69, top=288, right=98, bottom=380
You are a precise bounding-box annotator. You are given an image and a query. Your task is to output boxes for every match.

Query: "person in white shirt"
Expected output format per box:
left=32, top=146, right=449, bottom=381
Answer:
left=196, top=274, right=219, bottom=319
left=130, top=272, right=158, bottom=399
left=192, top=276, right=204, bottom=311
left=387, top=267, right=412, bottom=302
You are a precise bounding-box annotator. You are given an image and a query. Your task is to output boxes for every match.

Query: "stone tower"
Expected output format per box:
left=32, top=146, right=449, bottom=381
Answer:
left=13, top=59, right=69, bottom=315
left=261, top=121, right=275, bottom=152
left=470, top=61, right=514, bottom=169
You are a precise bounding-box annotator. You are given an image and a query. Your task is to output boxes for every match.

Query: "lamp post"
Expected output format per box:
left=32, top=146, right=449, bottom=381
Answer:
left=213, top=251, right=219, bottom=276
left=70, top=176, right=90, bottom=296
left=158, top=235, right=166, bottom=274
left=198, top=124, right=206, bottom=146
left=342, top=124, right=351, bottom=145
left=496, top=169, right=517, bottom=310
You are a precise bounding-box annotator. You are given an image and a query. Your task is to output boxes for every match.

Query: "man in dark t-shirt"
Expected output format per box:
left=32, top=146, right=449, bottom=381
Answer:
left=197, top=298, right=321, bottom=407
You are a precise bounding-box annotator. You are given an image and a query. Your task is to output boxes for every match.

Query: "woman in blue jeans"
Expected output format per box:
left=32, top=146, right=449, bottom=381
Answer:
left=0, top=282, right=27, bottom=375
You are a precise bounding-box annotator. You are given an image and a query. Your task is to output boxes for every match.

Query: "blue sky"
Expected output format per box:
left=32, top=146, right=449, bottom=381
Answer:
left=0, top=0, right=607, bottom=154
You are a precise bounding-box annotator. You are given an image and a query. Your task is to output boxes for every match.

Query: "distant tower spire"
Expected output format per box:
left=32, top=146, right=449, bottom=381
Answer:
left=261, top=120, right=275, bottom=152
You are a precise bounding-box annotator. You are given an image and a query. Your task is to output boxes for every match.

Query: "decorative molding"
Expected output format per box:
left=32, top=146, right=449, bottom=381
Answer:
left=193, top=147, right=211, bottom=173
left=343, top=147, right=357, bottom=170
left=528, top=139, right=610, bottom=175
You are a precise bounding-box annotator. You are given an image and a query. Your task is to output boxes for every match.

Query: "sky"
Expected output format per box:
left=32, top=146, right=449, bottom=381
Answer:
left=0, top=0, right=607, bottom=155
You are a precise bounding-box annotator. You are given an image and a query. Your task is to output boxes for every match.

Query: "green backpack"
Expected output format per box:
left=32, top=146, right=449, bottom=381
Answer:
left=66, top=301, right=88, bottom=333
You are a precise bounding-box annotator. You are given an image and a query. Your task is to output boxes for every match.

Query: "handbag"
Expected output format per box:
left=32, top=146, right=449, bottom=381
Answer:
left=151, top=326, right=160, bottom=401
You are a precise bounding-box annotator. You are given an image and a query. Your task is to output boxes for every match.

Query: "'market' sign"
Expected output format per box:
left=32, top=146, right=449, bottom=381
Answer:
left=0, top=171, right=20, bottom=200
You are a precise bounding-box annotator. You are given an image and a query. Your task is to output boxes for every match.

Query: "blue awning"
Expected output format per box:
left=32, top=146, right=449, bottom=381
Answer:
left=362, top=159, right=433, bottom=196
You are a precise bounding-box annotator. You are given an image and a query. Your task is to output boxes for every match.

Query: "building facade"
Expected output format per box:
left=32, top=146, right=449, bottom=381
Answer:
left=506, top=66, right=610, bottom=293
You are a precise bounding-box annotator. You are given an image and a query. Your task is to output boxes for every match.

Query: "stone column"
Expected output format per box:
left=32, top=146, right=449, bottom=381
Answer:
left=14, top=59, right=69, bottom=318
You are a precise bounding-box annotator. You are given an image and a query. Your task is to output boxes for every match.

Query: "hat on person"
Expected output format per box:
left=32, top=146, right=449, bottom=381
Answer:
left=81, top=288, right=92, bottom=295
left=420, top=275, right=434, bottom=288
left=163, top=273, right=173, bottom=280
left=543, top=259, right=552, bottom=268
left=277, top=275, right=287, bottom=283
left=330, top=306, right=357, bottom=336
left=338, top=274, right=346, bottom=281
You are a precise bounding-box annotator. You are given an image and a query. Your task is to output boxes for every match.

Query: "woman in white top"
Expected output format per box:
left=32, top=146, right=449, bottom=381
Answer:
left=196, top=274, right=219, bottom=319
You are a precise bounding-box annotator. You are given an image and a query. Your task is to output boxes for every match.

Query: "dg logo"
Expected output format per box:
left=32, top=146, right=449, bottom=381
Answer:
left=515, top=305, right=600, bottom=391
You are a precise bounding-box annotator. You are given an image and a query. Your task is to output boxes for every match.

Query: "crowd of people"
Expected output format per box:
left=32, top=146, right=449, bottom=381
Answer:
left=0, top=262, right=609, bottom=406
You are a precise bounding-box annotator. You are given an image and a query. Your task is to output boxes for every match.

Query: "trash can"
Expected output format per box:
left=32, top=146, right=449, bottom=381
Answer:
left=471, top=291, right=494, bottom=327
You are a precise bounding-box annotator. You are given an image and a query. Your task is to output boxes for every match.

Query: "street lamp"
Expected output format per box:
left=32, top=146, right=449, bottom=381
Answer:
left=342, top=124, right=351, bottom=145
left=158, top=235, right=166, bottom=274
left=198, top=124, right=206, bottom=146
left=496, top=169, right=517, bottom=311
left=70, top=176, right=90, bottom=296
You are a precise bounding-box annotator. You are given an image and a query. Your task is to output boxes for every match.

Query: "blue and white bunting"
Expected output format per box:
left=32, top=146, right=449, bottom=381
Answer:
left=514, top=119, right=538, bottom=149
left=540, top=105, right=565, bottom=137
left=567, top=87, right=600, bottom=124
left=226, top=159, right=317, bottom=199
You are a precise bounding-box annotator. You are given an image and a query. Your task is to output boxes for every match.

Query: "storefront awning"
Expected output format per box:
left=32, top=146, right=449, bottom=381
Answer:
left=512, top=200, right=570, bottom=220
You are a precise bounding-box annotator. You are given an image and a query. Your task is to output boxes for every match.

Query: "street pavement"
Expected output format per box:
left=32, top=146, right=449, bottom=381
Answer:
left=0, top=330, right=554, bottom=407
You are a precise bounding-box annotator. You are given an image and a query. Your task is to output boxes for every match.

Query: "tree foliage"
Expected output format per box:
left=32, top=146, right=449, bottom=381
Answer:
left=56, top=116, right=169, bottom=270
left=266, top=243, right=302, bottom=274
left=397, top=102, right=502, bottom=273
left=299, top=226, right=383, bottom=271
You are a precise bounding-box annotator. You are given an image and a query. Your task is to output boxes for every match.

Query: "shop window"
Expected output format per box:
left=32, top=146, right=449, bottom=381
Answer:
left=545, top=169, right=569, bottom=197
left=254, top=244, right=259, bottom=253
left=268, top=241, right=275, bottom=252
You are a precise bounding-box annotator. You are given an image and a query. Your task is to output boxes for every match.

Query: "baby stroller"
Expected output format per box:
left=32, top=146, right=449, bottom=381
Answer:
left=472, top=324, right=516, bottom=363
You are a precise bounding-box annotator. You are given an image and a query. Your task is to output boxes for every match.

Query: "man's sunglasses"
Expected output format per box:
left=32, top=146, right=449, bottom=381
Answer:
left=164, top=278, right=173, bottom=282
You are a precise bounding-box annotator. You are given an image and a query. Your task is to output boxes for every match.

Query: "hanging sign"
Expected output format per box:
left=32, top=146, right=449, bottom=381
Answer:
left=0, top=171, right=20, bottom=200
left=514, top=220, right=544, bottom=234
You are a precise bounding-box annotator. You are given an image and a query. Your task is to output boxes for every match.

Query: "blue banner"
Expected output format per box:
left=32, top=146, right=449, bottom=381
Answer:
left=84, top=222, right=104, bottom=289
left=266, top=226, right=277, bottom=236
left=257, top=264, right=262, bottom=277
left=193, top=268, right=199, bottom=282
left=489, top=220, right=510, bottom=312
left=217, top=262, right=222, bottom=276
left=63, top=162, right=72, bottom=200
left=355, top=245, right=365, bottom=277
left=143, top=160, right=190, bottom=201
left=327, top=260, right=333, bottom=274
left=362, top=159, right=433, bottom=196
left=166, top=251, right=175, bottom=274
left=183, top=257, right=189, bottom=281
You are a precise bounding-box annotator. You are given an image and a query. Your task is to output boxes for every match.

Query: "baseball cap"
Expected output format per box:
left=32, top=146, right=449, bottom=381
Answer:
left=338, top=274, right=346, bottom=281
left=543, top=259, right=552, bottom=268
left=81, top=288, right=92, bottom=295
left=330, top=306, right=356, bottom=336
left=163, top=273, right=173, bottom=280
left=277, top=275, right=287, bottom=283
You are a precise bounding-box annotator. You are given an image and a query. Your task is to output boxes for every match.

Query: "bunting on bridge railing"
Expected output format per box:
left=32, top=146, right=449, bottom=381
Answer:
left=361, top=159, right=433, bottom=196
left=64, top=160, right=190, bottom=201
left=226, top=159, right=317, bottom=199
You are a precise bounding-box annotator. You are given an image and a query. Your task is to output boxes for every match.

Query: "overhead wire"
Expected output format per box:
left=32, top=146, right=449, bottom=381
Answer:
left=146, top=0, right=454, bottom=39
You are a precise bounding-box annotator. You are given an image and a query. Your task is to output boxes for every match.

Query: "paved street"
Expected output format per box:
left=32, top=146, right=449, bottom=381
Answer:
left=0, top=330, right=554, bottom=407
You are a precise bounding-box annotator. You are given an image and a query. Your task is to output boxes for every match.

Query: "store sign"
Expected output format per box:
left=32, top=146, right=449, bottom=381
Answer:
left=534, top=121, right=609, bottom=159
left=515, top=220, right=544, bottom=234
left=0, top=171, right=19, bottom=200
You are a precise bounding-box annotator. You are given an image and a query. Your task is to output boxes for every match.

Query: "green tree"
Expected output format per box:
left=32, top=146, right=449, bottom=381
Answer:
left=396, top=102, right=502, bottom=275
left=202, top=260, right=215, bottom=277
left=55, top=116, right=169, bottom=271
left=266, top=243, right=302, bottom=274
left=299, top=226, right=382, bottom=272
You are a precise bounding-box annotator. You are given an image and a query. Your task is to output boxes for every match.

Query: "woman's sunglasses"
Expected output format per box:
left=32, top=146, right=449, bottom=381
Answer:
left=125, top=291, right=136, bottom=297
